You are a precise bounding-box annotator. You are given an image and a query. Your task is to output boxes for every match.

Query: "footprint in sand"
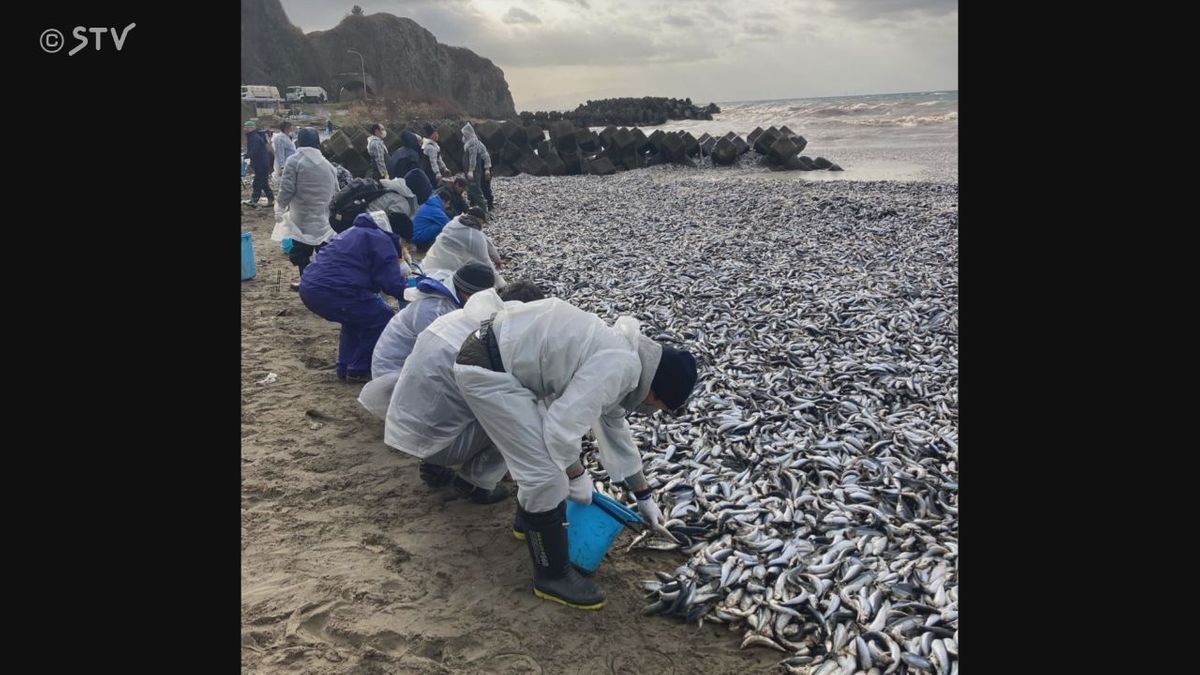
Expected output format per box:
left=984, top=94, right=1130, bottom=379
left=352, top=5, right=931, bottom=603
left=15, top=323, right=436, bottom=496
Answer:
left=471, top=652, right=543, bottom=673
left=610, top=648, right=676, bottom=674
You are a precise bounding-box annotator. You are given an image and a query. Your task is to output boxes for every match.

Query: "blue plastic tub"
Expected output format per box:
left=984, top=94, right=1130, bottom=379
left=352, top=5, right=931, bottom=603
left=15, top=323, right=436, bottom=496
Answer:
left=241, top=232, right=256, bottom=281
left=566, top=492, right=643, bottom=573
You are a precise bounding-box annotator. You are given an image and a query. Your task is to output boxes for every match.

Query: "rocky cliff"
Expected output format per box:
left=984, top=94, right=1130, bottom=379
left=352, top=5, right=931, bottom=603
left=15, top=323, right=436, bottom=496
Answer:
left=241, top=0, right=516, bottom=119
left=241, top=0, right=329, bottom=93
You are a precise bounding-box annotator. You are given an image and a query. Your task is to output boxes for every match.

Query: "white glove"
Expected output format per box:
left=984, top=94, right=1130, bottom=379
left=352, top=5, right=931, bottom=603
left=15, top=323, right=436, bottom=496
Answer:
left=636, top=496, right=675, bottom=540
left=568, top=472, right=593, bottom=504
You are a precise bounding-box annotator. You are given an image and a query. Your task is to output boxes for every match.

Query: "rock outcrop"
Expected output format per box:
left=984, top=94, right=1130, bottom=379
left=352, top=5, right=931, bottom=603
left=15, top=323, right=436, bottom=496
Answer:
left=241, top=0, right=516, bottom=118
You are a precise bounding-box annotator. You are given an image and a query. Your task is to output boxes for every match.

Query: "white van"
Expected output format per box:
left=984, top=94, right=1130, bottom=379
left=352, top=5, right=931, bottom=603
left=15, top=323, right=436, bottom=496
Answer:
left=285, top=86, right=329, bottom=104
left=241, top=85, right=281, bottom=102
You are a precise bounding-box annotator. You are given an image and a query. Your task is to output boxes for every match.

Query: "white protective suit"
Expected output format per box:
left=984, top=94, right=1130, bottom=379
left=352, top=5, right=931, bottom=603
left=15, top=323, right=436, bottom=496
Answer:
left=367, top=178, right=418, bottom=220
left=272, top=131, right=296, bottom=175
left=461, top=123, right=492, bottom=174
left=375, top=289, right=513, bottom=490
left=368, top=270, right=460, bottom=380
left=420, top=215, right=507, bottom=289
left=358, top=269, right=456, bottom=418
left=453, top=298, right=663, bottom=511
left=273, top=147, right=337, bottom=246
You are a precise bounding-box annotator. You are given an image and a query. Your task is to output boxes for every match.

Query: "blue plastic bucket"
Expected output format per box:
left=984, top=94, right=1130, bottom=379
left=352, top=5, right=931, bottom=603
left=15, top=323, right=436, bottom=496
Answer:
left=566, top=492, right=643, bottom=573
left=241, top=232, right=256, bottom=281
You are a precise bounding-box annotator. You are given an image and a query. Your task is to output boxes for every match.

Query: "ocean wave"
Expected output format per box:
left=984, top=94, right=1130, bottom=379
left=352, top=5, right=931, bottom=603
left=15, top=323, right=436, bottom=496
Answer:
left=807, top=103, right=892, bottom=117
left=727, top=103, right=797, bottom=118
left=819, top=112, right=958, bottom=127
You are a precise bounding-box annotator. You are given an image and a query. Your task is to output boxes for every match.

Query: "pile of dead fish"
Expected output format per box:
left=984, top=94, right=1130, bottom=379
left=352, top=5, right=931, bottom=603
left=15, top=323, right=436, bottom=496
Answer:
left=489, top=169, right=959, bottom=674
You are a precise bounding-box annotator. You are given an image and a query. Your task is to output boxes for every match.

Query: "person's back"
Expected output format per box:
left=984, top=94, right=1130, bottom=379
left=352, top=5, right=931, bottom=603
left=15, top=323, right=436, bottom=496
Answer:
left=301, top=212, right=408, bottom=302
left=461, top=123, right=493, bottom=211
left=382, top=280, right=543, bottom=457
left=358, top=262, right=496, bottom=421
left=371, top=273, right=460, bottom=378
left=452, top=292, right=695, bottom=609
left=300, top=211, right=412, bottom=383
left=461, top=123, right=488, bottom=173
left=278, top=129, right=337, bottom=248
left=404, top=168, right=433, bottom=205
left=411, top=193, right=450, bottom=247
left=384, top=289, right=506, bottom=456
left=368, top=178, right=418, bottom=220
left=422, top=212, right=505, bottom=287
left=273, top=126, right=296, bottom=173
left=246, top=130, right=271, bottom=172
left=494, top=299, right=638, bottom=403
left=388, top=130, right=423, bottom=179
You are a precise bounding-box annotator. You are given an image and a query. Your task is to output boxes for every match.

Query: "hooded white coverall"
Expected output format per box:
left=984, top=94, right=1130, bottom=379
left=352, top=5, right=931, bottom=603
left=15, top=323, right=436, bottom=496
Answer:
left=273, top=146, right=337, bottom=246
left=421, top=215, right=507, bottom=289
left=372, top=289, right=512, bottom=490
left=453, top=298, right=661, bottom=511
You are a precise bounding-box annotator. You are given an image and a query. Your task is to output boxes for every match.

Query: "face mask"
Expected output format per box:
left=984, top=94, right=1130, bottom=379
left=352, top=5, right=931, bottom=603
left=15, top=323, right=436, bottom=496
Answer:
left=380, top=130, right=387, bottom=139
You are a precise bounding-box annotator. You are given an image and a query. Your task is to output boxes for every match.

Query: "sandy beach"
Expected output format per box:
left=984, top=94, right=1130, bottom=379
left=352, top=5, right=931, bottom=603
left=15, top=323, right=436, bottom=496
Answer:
left=241, top=167, right=958, bottom=674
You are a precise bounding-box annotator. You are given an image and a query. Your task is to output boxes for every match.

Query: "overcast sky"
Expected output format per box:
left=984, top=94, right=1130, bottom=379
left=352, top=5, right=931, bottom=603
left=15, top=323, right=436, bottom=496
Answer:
left=278, top=0, right=957, bottom=110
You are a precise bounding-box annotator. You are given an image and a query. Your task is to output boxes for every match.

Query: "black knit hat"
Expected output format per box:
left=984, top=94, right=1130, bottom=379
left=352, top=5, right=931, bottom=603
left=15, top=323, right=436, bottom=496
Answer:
left=296, top=127, right=320, bottom=148
left=651, top=347, right=698, bottom=413
left=388, top=212, right=413, bottom=241
left=423, top=124, right=437, bottom=136
left=453, top=262, right=495, bottom=295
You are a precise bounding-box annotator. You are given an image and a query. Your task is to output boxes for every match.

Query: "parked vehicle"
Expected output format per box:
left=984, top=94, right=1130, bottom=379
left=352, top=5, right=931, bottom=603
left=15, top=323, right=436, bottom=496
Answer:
left=285, top=86, right=329, bottom=104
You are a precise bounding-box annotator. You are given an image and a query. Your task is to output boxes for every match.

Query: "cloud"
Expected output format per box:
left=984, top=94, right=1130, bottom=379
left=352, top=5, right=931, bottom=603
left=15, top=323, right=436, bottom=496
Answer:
left=705, top=4, right=731, bottom=21
left=474, top=24, right=719, bottom=67
left=826, top=0, right=958, bottom=22
left=743, top=22, right=781, bottom=37
left=502, top=7, right=542, bottom=24
left=275, top=0, right=957, bottom=111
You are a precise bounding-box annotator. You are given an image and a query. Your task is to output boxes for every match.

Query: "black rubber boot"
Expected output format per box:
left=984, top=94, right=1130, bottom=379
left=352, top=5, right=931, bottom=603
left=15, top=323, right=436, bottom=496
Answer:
left=512, top=509, right=526, bottom=541
left=521, top=501, right=605, bottom=610
left=452, top=476, right=509, bottom=504
left=512, top=509, right=594, bottom=575
left=418, top=461, right=455, bottom=488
